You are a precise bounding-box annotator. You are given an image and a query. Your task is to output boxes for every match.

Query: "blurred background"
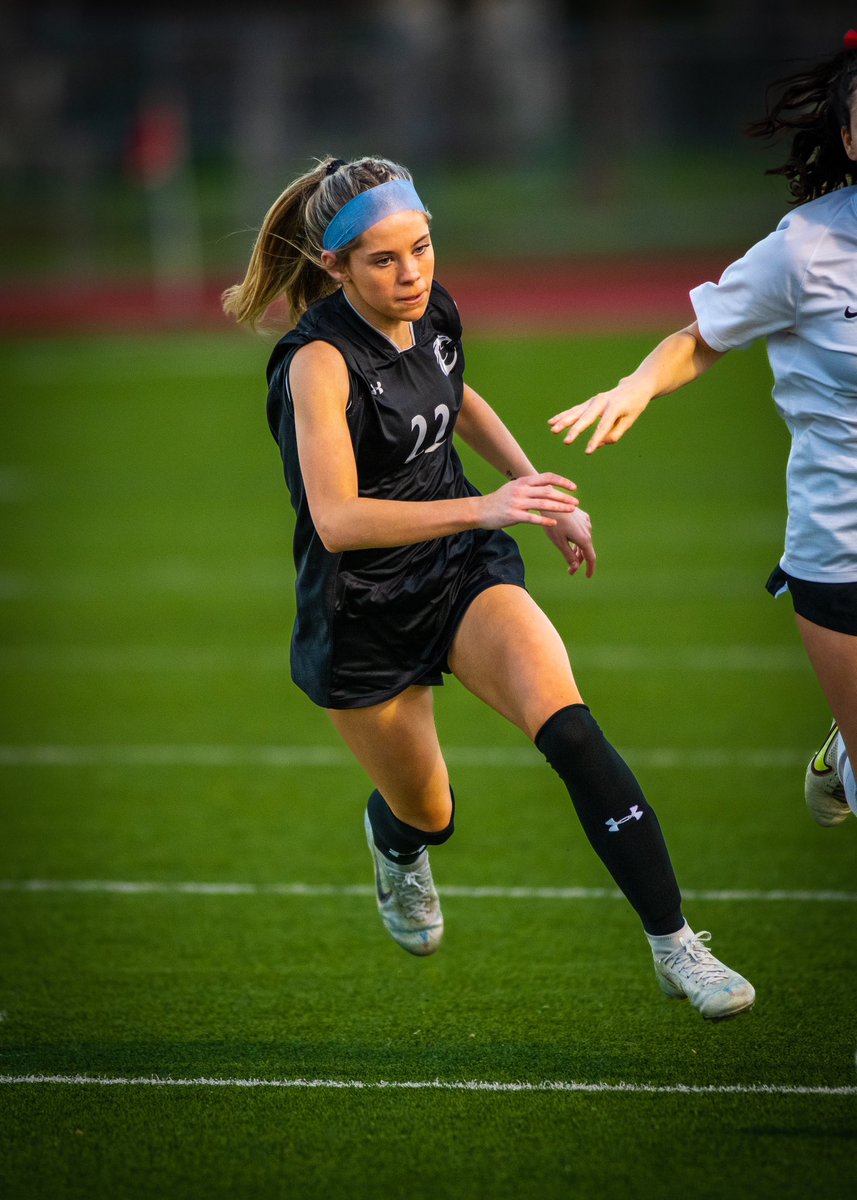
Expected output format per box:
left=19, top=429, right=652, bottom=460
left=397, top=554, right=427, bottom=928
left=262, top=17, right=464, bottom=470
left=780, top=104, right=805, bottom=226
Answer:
left=1, top=0, right=850, bottom=331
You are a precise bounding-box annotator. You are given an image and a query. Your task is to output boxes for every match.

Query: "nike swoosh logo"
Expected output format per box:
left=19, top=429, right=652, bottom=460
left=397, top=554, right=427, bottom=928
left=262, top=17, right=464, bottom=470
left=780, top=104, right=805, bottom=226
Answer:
left=811, top=750, right=833, bottom=775
left=845, top=307, right=857, bottom=319
left=811, top=725, right=839, bottom=775
left=373, top=863, right=392, bottom=904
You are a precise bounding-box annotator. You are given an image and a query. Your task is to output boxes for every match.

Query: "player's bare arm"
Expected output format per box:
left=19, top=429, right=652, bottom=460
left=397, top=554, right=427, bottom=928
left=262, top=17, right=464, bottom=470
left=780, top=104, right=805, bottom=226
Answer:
left=456, top=383, right=542, bottom=479
left=457, top=383, right=594, bottom=577
left=291, top=343, right=578, bottom=552
left=548, top=322, right=725, bottom=454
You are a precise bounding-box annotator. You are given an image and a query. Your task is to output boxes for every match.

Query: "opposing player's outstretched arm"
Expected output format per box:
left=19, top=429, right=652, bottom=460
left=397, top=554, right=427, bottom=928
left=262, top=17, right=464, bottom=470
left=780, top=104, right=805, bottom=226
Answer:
left=548, top=322, right=725, bottom=454
left=290, top=343, right=578, bottom=553
left=457, top=383, right=596, bottom=577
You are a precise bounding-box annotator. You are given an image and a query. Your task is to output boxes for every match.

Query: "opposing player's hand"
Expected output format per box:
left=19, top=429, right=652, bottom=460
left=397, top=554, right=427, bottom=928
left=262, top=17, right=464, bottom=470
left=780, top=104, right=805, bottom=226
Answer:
left=548, top=382, right=652, bottom=454
left=479, top=473, right=578, bottom=530
left=544, top=507, right=595, bottom=577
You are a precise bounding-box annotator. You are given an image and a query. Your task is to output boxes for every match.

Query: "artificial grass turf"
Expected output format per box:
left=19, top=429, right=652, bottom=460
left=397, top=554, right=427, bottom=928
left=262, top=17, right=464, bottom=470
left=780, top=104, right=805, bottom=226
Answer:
left=0, top=886, right=852, bottom=1080
left=1, top=892, right=854, bottom=1199
left=1, top=331, right=855, bottom=1198
left=4, top=1085, right=853, bottom=1200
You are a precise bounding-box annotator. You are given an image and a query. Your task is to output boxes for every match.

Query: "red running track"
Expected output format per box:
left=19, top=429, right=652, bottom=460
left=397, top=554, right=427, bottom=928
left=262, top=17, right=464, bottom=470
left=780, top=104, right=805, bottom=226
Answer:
left=0, top=256, right=733, bottom=336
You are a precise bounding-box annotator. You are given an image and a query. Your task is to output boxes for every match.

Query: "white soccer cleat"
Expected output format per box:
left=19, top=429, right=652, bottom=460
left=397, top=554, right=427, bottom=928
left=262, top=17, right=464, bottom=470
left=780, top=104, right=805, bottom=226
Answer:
left=364, top=810, right=444, bottom=956
left=653, top=930, right=756, bottom=1021
left=805, top=722, right=851, bottom=827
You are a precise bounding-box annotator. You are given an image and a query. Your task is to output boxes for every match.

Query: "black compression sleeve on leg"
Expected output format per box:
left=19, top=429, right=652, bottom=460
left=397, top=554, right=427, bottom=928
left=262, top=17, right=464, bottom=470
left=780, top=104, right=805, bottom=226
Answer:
left=535, top=704, right=683, bottom=935
left=367, top=788, right=456, bottom=864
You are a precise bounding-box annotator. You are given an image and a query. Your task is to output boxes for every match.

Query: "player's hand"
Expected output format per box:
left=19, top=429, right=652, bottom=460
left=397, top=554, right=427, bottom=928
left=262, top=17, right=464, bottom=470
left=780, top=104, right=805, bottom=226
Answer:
left=548, top=382, right=652, bottom=454
left=544, top=507, right=595, bottom=577
left=479, top=473, right=578, bottom=530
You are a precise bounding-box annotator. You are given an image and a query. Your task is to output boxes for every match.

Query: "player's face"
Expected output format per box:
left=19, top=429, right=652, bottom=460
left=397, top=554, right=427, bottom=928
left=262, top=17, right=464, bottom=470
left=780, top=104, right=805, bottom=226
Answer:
left=326, top=210, right=434, bottom=339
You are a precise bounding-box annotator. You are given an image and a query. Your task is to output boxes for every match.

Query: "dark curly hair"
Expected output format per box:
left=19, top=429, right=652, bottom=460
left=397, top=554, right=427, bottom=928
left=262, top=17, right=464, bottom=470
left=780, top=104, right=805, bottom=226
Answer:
left=746, top=38, right=857, bottom=204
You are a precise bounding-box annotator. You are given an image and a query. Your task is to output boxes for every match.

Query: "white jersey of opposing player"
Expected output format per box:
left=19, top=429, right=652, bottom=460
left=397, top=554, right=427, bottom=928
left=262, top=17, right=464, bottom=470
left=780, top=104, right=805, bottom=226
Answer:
left=691, top=185, right=857, bottom=584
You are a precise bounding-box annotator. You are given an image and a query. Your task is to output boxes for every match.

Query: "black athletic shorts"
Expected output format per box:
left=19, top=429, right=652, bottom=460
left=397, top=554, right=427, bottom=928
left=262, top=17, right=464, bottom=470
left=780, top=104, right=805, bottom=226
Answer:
left=765, top=565, right=857, bottom=636
left=316, top=527, right=527, bottom=710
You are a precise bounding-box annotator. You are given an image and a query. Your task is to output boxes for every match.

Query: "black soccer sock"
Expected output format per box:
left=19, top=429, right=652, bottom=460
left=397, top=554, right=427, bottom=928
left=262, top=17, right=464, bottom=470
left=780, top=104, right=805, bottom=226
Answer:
left=535, top=704, right=683, bottom=935
left=367, top=788, right=456, bottom=865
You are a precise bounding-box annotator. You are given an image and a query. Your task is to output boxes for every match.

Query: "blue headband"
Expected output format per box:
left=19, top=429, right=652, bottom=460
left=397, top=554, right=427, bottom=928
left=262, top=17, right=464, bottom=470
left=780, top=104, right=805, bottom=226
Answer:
left=322, top=179, right=426, bottom=251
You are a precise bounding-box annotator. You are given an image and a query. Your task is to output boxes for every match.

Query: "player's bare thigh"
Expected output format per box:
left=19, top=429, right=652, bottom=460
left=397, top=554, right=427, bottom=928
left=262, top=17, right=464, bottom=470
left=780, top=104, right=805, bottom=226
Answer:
left=448, top=584, right=583, bottom=741
left=795, top=614, right=857, bottom=767
left=327, top=685, right=452, bottom=831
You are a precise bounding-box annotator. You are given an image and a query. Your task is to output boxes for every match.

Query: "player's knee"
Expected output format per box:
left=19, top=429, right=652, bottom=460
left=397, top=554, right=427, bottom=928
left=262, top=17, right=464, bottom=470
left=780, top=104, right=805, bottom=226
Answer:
left=535, top=703, right=603, bottom=768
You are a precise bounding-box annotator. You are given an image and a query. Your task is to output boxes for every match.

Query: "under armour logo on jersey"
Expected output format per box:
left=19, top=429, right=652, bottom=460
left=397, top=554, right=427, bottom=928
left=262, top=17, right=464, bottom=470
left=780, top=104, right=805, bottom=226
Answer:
left=605, top=805, right=643, bottom=833
left=369, top=380, right=384, bottom=395
left=433, top=335, right=458, bottom=376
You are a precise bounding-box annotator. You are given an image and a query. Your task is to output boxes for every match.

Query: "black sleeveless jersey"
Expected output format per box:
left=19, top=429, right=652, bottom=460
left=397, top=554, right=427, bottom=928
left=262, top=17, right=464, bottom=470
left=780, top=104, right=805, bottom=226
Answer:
left=266, top=281, right=525, bottom=708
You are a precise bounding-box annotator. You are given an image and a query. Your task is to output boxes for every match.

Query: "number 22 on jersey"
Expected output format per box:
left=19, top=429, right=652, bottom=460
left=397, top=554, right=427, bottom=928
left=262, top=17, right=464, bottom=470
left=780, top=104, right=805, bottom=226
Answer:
left=405, top=404, right=451, bottom=462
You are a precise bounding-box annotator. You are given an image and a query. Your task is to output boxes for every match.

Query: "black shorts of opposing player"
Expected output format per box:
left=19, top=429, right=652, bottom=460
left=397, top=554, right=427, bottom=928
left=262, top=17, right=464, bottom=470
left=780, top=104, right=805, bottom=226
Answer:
left=536, top=704, right=683, bottom=936
left=766, top=564, right=857, bottom=636
left=367, top=788, right=456, bottom=865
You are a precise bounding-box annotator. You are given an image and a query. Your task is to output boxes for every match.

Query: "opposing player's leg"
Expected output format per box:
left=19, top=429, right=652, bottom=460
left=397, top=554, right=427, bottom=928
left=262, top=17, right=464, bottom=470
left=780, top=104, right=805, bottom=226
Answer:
left=448, top=584, right=755, bottom=1020
left=796, top=615, right=857, bottom=824
left=328, top=686, right=452, bottom=955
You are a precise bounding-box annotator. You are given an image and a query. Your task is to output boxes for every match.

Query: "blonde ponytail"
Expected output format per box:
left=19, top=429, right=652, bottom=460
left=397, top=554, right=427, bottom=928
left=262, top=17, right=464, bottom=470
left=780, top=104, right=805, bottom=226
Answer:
left=222, top=154, right=415, bottom=328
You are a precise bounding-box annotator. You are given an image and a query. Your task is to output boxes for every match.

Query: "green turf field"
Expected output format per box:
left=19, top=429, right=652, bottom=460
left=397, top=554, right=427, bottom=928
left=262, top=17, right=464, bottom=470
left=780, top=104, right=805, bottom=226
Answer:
left=1, top=329, right=854, bottom=1199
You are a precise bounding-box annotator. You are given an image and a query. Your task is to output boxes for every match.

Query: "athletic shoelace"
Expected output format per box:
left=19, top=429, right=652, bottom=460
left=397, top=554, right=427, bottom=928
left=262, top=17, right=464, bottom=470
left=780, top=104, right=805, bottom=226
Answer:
left=390, top=863, right=437, bottom=921
left=660, top=931, right=732, bottom=987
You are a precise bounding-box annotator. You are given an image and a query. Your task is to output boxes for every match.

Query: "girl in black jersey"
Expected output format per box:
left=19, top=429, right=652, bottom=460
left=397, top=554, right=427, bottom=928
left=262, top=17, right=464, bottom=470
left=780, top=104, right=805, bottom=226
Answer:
left=223, top=155, right=754, bottom=1021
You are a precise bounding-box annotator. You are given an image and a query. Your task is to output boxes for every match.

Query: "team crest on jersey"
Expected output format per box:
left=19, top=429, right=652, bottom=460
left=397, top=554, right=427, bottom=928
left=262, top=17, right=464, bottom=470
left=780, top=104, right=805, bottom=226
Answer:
left=433, top=335, right=458, bottom=377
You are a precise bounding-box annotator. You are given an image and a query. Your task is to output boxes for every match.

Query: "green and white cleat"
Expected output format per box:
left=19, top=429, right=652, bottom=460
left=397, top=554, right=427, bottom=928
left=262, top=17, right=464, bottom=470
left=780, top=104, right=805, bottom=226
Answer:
left=653, top=930, right=755, bottom=1022
left=805, top=721, right=851, bottom=827
left=364, top=810, right=443, bottom=956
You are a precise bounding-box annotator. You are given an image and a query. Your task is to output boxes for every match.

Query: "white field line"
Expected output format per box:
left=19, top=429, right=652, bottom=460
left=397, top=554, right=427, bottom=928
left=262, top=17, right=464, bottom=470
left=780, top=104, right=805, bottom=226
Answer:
left=1, top=879, right=854, bottom=903
left=0, top=744, right=808, bottom=769
left=0, top=1074, right=854, bottom=1096
left=0, top=643, right=806, bottom=673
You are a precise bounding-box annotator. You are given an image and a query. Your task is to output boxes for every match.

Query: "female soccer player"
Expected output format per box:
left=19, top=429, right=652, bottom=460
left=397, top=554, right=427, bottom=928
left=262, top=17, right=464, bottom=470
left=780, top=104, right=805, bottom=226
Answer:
left=223, top=154, right=754, bottom=1020
left=550, top=31, right=857, bottom=830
